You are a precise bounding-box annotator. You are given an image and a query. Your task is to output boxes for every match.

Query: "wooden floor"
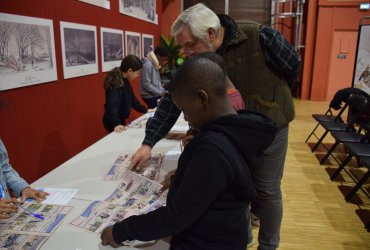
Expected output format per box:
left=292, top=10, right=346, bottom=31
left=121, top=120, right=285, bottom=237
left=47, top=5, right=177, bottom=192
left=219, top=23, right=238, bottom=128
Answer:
left=249, top=99, right=370, bottom=250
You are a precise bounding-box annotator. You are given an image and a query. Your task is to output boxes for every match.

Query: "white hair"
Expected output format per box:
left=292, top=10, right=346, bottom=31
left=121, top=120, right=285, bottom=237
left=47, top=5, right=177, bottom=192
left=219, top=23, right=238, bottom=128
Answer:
left=171, top=3, right=221, bottom=41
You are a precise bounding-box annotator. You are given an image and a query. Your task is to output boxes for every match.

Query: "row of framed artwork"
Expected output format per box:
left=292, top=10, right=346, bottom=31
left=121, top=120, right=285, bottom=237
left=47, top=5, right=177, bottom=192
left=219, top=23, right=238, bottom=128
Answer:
left=0, top=12, right=154, bottom=91
left=79, top=0, right=158, bottom=24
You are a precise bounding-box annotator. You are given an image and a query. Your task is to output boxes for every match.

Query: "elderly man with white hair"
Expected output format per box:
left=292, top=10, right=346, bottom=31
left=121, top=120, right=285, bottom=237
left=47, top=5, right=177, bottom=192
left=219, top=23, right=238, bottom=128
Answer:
left=129, top=3, right=301, bottom=250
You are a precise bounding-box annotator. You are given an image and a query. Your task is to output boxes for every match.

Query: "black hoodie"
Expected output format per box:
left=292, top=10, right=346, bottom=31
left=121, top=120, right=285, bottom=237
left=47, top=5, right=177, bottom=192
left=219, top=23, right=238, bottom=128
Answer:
left=112, top=111, right=277, bottom=250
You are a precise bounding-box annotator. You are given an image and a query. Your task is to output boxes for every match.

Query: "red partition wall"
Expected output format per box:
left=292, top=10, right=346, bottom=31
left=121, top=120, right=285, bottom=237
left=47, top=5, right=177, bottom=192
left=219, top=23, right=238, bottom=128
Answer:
left=0, top=0, right=162, bottom=183
left=302, top=0, right=370, bottom=100
left=161, top=0, right=181, bottom=36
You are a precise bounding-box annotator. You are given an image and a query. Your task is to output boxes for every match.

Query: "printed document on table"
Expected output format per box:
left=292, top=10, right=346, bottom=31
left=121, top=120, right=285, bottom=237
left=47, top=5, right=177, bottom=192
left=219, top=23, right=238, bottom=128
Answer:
left=71, top=172, right=167, bottom=234
left=38, top=188, right=79, bottom=205
left=0, top=202, right=72, bottom=250
left=105, top=153, right=163, bottom=181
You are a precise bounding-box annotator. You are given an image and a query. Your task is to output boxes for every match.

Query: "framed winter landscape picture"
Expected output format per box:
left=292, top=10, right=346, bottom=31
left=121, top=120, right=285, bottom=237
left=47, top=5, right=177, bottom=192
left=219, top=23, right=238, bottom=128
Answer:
left=100, top=27, right=124, bottom=72
left=119, top=0, right=158, bottom=24
left=353, top=24, right=370, bottom=95
left=0, top=13, right=57, bottom=91
left=60, top=21, right=98, bottom=79
left=125, top=31, right=141, bottom=58
left=142, top=34, right=153, bottom=58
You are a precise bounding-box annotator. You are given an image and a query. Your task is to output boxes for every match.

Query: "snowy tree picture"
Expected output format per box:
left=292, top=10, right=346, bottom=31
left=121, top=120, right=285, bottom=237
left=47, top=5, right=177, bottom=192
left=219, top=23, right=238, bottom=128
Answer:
left=353, top=24, right=370, bottom=95
left=60, top=21, right=98, bottom=79
left=0, top=13, right=57, bottom=91
left=119, top=0, right=157, bottom=24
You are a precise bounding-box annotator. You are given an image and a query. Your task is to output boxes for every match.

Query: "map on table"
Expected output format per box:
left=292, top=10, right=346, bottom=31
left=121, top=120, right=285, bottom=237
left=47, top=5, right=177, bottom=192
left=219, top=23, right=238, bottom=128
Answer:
left=0, top=203, right=72, bottom=250
left=71, top=172, right=167, bottom=235
left=104, top=152, right=163, bottom=181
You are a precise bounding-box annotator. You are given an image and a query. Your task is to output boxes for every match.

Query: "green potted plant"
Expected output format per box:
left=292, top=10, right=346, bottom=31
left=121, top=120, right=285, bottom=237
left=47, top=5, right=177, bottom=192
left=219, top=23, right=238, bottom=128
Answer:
left=159, top=35, right=184, bottom=80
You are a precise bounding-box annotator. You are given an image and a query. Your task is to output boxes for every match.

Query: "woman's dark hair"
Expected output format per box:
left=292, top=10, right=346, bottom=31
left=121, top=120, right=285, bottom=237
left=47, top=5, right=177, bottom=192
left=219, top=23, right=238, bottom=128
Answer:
left=120, top=55, right=143, bottom=72
left=104, top=55, right=143, bottom=90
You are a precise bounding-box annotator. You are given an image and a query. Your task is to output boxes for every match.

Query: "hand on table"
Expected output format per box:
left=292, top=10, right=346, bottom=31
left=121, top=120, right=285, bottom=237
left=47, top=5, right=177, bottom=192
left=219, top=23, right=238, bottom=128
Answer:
left=182, top=129, right=196, bottom=147
left=0, top=198, right=19, bottom=219
left=20, top=187, right=49, bottom=203
left=101, top=226, right=121, bottom=248
left=165, top=132, right=186, bottom=141
left=160, top=169, right=176, bottom=193
left=114, top=125, right=126, bottom=133
left=129, top=144, right=152, bottom=171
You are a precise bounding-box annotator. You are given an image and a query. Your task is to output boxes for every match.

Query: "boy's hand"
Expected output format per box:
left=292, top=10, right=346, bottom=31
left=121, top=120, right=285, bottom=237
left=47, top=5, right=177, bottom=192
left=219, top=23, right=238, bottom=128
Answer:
left=101, top=226, right=121, bottom=248
left=165, top=132, right=186, bottom=140
left=20, top=187, right=49, bottom=203
left=0, top=198, right=19, bottom=219
left=160, top=170, right=176, bottom=193
left=183, top=129, right=195, bottom=147
left=129, top=145, right=152, bottom=171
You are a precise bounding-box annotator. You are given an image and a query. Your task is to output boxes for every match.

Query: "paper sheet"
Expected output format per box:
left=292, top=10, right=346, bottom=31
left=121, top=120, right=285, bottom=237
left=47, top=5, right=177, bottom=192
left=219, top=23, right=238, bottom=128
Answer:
left=38, top=188, right=79, bottom=205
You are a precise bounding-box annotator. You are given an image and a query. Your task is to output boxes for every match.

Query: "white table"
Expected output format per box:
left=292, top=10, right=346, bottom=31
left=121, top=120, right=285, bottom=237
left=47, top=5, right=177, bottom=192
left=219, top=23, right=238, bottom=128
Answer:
left=31, top=114, right=186, bottom=250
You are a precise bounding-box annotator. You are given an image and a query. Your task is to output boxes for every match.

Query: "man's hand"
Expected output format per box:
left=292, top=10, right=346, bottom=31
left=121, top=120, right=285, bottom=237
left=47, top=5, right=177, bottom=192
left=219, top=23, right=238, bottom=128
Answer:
left=160, top=170, right=176, bottom=193
left=129, top=145, right=152, bottom=171
left=101, top=226, right=121, bottom=248
left=0, top=198, right=19, bottom=219
left=20, top=187, right=49, bottom=203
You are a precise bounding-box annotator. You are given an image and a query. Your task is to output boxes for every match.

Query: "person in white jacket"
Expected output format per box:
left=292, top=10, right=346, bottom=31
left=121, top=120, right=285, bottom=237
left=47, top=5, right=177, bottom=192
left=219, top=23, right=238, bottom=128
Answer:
left=140, top=47, right=169, bottom=108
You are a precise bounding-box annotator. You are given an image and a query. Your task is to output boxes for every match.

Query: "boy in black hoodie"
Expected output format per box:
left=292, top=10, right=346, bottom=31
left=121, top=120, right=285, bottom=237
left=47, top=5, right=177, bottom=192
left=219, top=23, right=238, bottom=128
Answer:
left=101, top=57, right=277, bottom=249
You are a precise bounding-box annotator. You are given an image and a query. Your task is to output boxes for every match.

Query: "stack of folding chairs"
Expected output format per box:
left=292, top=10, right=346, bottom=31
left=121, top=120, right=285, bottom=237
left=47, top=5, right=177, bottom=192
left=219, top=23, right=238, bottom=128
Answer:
left=306, top=88, right=370, bottom=212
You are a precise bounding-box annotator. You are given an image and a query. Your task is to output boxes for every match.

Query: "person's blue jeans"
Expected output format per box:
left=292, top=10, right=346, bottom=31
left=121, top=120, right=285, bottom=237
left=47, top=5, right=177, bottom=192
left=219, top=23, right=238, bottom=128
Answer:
left=249, top=126, right=289, bottom=250
left=143, top=96, right=162, bottom=109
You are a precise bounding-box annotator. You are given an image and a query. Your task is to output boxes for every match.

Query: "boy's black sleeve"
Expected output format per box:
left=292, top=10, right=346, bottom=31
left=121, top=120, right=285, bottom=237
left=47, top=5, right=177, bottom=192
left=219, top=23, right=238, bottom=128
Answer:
left=111, top=144, right=233, bottom=243
left=142, top=94, right=181, bottom=147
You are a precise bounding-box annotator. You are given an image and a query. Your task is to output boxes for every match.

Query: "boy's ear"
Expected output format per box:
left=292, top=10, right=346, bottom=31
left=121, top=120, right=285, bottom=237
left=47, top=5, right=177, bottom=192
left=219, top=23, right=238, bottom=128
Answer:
left=198, top=89, right=208, bottom=110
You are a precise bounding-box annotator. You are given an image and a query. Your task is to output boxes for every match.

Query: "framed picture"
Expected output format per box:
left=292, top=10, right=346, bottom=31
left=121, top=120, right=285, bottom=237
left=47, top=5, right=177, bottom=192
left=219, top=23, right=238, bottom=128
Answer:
left=142, top=34, right=154, bottom=58
left=60, top=21, right=98, bottom=79
left=125, top=31, right=141, bottom=58
left=119, top=0, right=158, bottom=24
left=0, top=13, right=57, bottom=91
left=352, top=24, right=370, bottom=95
left=78, top=0, right=110, bottom=9
left=100, top=27, right=124, bottom=72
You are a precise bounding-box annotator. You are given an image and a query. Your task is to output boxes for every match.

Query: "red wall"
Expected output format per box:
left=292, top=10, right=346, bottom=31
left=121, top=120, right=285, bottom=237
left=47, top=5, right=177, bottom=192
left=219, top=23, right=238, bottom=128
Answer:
left=0, top=0, right=162, bottom=183
left=161, top=0, right=181, bottom=36
left=302, top=0, right=370, bottom=100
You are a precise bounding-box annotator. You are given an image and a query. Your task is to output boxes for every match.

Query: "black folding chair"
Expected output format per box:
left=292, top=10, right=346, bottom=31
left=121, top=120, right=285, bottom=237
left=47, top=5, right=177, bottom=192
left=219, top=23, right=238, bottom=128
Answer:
left=331, top=120, right=370, bottom=181
left=305, top=96, right=347, bottom=144
left=345, top=157, right=370, bottom=202
left=310, top=95, right=366, bottom=152
left=319, top=96, right=370, bottom=164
